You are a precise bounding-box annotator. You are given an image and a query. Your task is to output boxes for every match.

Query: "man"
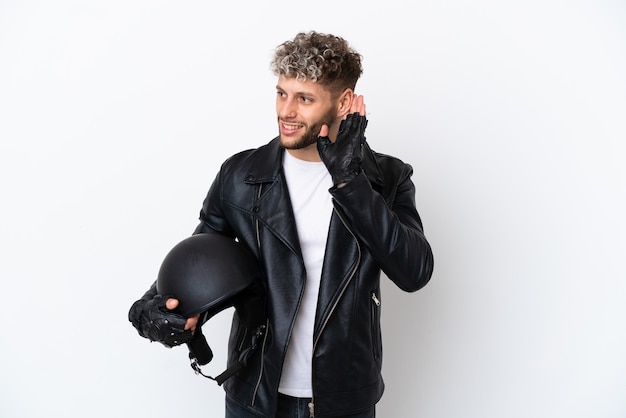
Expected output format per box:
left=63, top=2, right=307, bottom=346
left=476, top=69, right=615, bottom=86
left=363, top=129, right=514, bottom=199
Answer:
left=129, top=31, right=434, bottom=417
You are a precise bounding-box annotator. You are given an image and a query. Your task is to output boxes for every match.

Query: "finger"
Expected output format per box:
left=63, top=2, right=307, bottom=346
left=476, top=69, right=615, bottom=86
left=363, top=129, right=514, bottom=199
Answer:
left=349, top=94, right=358, bottom=113
left=351, top=94, right=364, bottom=115
left=318, top=124, right=329, bottom=137
left=165, top=298, right=179, bottom=310
left=185, top=314, right=200, bottom=332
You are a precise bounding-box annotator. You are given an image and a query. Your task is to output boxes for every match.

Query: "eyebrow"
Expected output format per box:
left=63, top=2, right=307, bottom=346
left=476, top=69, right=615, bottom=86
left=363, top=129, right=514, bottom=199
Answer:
left=275, top=85, right=318, bottom=98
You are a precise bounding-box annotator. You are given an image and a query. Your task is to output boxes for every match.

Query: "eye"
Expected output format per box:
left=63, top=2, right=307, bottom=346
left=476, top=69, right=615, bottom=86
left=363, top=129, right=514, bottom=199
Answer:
left=300, top=96, right=313, bottom=103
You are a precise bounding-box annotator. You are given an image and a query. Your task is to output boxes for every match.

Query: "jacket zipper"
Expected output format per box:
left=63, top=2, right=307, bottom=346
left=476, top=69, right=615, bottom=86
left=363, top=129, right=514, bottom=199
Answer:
left=371, top=292, right=381, bottom=360
left=251, top=318, right=269, bottom=406
left=309, top=205, right=361, bottom=417
left=372, top=292, right=381, bottom=306
left=251, top=184, right=264, bottom=406
left=255, top=184, right=263, bottom=249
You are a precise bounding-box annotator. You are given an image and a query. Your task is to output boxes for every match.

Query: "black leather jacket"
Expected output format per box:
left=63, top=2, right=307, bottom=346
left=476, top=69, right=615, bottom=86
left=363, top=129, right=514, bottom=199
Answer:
left=193, top=137, right=434, bottom=417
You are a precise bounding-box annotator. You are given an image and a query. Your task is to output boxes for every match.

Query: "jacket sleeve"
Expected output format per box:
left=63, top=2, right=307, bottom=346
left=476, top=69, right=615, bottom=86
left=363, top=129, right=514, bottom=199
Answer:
left=193, top=167, right=237, bottom=237
left=329, top=166, right=434, bottom=292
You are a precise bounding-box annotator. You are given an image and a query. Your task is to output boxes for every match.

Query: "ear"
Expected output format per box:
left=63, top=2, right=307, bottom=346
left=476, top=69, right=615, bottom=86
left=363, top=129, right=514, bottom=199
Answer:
left=336, top=88, right=354, bottom=118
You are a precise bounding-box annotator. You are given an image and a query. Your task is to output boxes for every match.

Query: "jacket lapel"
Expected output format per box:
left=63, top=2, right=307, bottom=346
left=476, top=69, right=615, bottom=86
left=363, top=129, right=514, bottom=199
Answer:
left=314, top=209, right=360, bottom=333
left=243, top=138, right=302, bottom=258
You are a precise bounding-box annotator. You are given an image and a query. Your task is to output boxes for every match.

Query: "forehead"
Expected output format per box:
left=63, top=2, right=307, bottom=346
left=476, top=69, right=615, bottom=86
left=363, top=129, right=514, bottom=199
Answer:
left=276, top=76, right=332, bottom=99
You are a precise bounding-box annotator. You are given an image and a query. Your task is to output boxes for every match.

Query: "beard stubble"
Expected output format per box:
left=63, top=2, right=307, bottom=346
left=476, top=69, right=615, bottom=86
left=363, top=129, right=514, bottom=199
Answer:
left=279, top=106, right=337, bottom=150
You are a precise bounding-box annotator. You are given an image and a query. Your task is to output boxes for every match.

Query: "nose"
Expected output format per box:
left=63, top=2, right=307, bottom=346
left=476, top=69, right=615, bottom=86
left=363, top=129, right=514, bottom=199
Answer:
left=278, top=98, right=297, bottom=119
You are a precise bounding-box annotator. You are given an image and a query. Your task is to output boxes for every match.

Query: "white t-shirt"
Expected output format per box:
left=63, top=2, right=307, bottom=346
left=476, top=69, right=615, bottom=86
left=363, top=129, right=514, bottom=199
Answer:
left=278, top=150, right=334, bottom=398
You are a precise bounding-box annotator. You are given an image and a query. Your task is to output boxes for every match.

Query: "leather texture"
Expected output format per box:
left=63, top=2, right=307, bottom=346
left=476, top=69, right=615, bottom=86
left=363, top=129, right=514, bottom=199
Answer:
left=189, top=136, right=434, bottom=417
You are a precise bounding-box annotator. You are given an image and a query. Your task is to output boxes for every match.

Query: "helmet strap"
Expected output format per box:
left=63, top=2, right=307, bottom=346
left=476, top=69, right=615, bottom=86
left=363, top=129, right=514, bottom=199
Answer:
left=188, top=320, right=268, bottom=386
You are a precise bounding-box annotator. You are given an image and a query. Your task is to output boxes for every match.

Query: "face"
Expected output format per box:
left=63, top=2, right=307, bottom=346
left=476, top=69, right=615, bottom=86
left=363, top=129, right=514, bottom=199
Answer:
left=276, top=77, right=339, bottom=152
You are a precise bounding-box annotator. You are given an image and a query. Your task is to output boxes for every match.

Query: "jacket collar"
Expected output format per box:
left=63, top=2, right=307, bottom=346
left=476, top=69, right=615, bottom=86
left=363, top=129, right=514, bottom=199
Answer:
left=245, top=137, right=385, bottom=189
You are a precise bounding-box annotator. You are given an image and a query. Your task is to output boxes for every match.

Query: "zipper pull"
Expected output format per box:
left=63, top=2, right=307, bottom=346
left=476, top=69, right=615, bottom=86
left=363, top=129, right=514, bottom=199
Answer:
left=308, top=402, right=314, bottom=417
left=371, top=292, right=381, bottom=307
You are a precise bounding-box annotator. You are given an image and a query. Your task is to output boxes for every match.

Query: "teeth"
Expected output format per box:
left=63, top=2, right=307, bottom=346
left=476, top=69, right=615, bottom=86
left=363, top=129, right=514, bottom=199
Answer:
left=283, top=123, right=301, bottom=130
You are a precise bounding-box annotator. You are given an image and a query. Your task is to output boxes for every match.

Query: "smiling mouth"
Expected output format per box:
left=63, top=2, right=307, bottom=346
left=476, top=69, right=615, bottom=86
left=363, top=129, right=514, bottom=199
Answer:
left=280, top=121, right=304, bottom=132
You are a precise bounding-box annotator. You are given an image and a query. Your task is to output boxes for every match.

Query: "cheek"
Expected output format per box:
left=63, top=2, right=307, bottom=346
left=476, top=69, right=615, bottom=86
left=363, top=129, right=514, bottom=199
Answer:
left=275, top=100, right=283, bottom=116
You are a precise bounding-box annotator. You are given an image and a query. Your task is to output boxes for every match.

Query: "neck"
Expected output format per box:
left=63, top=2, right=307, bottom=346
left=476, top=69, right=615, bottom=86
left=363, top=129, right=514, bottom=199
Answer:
left=286, top=144, right=322, bottom=162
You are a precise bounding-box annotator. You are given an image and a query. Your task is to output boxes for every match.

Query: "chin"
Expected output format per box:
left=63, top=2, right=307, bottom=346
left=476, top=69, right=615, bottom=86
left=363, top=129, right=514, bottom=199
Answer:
left=279, top=135, right=296, bottom=149
left=279, top=136, right=306, bottom=150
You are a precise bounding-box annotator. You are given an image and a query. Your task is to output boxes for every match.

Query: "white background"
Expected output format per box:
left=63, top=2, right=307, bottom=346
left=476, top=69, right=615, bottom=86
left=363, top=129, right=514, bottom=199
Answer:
left=1, top=1, right=625, bottom=417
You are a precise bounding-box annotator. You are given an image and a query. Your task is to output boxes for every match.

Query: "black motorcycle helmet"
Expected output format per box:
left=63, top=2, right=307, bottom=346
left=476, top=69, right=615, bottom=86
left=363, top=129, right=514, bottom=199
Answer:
left=157, top=233, right=263, bottom=317
left=156, top=233, right=266, bottom=384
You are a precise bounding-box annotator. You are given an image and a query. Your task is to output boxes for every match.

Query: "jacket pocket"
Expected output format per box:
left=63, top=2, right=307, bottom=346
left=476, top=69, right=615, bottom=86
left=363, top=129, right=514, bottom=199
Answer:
left=370, top=290, right=382, bottom=360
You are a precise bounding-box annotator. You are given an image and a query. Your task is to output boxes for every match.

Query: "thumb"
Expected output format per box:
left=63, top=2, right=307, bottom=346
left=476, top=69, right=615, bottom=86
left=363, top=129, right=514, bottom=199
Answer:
left=318, top=124, right=329, bottom=138
left=165, top=298, right=179, bottom=310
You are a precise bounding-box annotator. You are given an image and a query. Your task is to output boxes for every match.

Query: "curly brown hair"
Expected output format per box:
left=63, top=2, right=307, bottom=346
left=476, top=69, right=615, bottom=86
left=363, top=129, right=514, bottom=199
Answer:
left=270, top=31, right=363, bottom=96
